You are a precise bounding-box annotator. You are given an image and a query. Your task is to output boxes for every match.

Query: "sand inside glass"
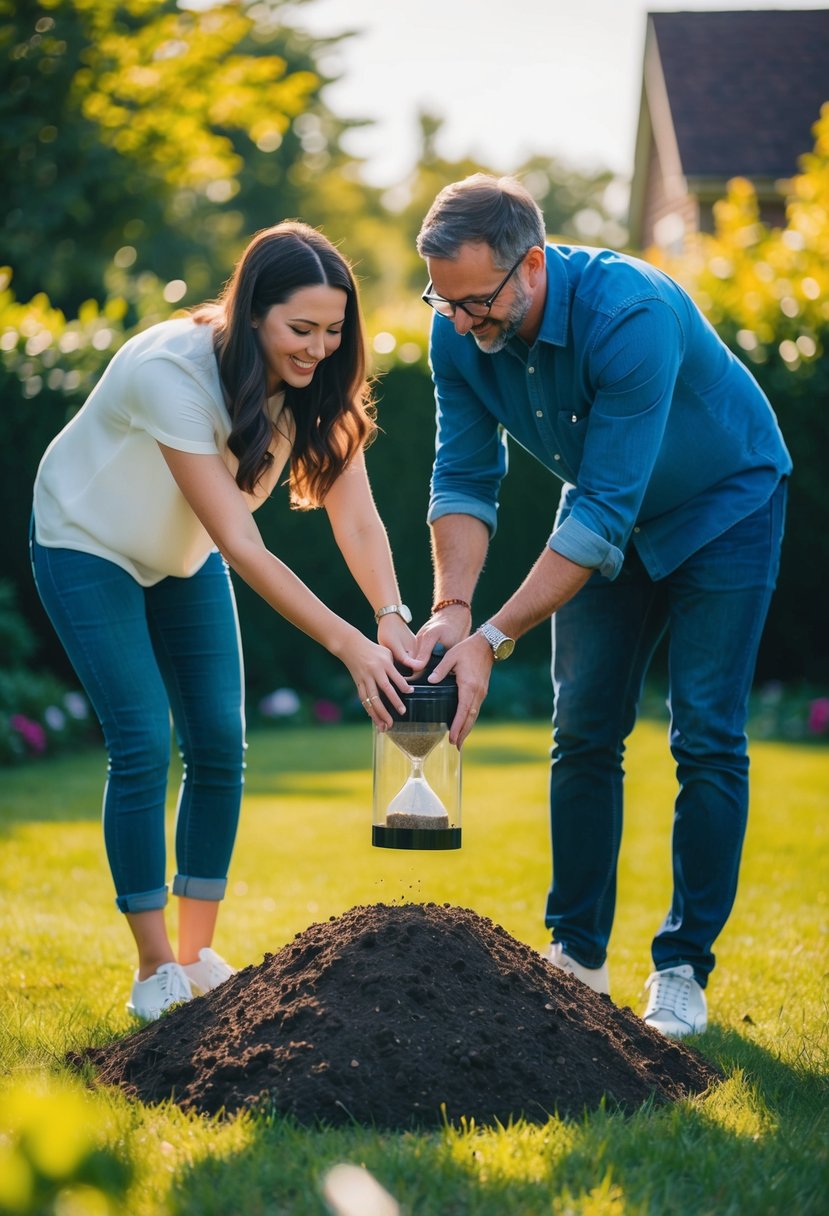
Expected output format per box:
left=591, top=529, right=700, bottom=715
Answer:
left=385, top=724, right=449, bottom=829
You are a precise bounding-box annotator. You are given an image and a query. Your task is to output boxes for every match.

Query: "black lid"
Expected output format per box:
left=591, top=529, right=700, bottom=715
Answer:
left=381, top=647, right=458, bottom=726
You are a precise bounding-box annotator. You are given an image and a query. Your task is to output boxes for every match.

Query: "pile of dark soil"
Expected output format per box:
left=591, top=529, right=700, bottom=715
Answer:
left=74, top=903, right=720, bottom=1128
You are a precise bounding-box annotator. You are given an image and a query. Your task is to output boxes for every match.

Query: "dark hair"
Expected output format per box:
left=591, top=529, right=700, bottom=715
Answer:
left=194, top=221, right=375, bottom=507
left=417, top=174, right=546, bottom=269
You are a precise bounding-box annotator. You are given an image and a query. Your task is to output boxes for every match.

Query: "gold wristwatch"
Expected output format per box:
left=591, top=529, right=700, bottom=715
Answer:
left=477, top=621, right=515, bottom=661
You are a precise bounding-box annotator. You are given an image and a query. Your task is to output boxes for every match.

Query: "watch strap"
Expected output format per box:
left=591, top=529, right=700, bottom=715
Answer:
left=374, top=603, right=412, bottom=624
left=477, top=621, right=515, bottom=660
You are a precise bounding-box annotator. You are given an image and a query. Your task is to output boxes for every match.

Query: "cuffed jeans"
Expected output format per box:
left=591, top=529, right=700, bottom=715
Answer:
left=30, top=532, right=246, bottom=913
left=546, top=480, right=787, bottom=986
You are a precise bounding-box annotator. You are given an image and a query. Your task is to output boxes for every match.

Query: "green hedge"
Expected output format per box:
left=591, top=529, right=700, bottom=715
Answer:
left=728, top=344, right=829, bottom=683
left=2, top=324, right=826, bottom=713
left=3, top=299, right=821, bottom=719
left=232, top=354, right=827, bottom=700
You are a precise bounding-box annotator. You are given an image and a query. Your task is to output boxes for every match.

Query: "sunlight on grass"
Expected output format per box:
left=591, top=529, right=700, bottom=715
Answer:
left=1, top=719, right=827, bottom=1214
left=699, top=1069, right=778, bottom=1140
left=443, top=1115, right=579, bottom=1185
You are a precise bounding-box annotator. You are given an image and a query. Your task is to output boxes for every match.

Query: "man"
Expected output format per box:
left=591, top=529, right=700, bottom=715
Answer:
left=412, top=174, right=790, bottom=1037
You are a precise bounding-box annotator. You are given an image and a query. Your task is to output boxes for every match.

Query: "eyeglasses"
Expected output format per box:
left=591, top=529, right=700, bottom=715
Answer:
left=421, top=251, right=529, bottom=318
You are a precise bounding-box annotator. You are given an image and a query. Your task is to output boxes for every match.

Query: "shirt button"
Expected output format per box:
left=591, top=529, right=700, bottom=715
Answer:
left=554, top=453, right=561, bottom=461
left=634, top=526, right=641, bottom=533
left=528, top=366, right=535, bottom=374
left=536, top=410, right=543, bottom=418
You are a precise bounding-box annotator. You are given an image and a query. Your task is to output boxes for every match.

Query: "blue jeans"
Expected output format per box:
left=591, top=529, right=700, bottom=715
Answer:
left=546, top=480, right=787, bottom=986
left=30, top=533, right=246, bottom=913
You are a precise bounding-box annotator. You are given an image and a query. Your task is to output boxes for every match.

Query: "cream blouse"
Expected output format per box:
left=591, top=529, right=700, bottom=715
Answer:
left=33, top=317, right=292, bottom=586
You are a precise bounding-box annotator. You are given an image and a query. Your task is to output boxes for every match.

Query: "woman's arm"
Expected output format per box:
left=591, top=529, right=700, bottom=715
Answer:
left=159, top=444, right=412, bottom=723
left=323, top=449, right=417, bottom=666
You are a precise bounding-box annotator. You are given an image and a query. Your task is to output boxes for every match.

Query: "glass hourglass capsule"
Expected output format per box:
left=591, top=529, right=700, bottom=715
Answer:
left=371, top=653, right=461, bottom=850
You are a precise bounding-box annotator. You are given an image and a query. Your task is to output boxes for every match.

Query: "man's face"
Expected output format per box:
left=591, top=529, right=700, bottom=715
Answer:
left=425, top=243, right=534, bottom=354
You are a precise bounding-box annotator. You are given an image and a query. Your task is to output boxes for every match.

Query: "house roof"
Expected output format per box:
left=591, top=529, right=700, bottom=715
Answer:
left=649, top=9, right=829, bottom=181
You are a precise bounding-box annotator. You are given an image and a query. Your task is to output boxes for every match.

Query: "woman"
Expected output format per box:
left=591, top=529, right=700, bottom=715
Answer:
left=31, top=222, right=416, bottom=1020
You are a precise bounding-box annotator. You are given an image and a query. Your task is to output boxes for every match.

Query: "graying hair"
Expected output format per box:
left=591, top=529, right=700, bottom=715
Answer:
left=416, top=173, right=546, bottom=270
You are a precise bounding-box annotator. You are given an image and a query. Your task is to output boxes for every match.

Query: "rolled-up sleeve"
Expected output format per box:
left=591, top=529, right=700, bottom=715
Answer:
left=548, top=298, right=683, bottom=578
left=427, top=318, right=507, bottom=536
left=548, top=514, right=624, bottom=578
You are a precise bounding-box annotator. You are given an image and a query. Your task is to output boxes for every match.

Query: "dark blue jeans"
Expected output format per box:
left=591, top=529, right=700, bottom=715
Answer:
left=30, top=534, right=246, bottom=913
left=546, top=480, right=787, bottom=986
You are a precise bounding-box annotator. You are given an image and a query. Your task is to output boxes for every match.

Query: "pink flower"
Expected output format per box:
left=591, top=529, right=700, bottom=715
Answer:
left=10, top=714, right=47, bottom=754
left=312, top=699, right=342, bottom=724
left=807, top=697, right=829, bottom=736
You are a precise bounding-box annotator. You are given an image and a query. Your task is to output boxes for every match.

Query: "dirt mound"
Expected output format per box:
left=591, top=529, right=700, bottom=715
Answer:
left=74, top=903, right=720, bottom=1128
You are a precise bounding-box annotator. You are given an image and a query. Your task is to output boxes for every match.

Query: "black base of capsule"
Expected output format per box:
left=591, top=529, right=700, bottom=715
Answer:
left=372, top=825, right=462, bottom=851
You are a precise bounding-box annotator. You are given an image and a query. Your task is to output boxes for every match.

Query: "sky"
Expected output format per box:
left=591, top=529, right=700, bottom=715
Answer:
left=288, top=0, right=829, bottom=187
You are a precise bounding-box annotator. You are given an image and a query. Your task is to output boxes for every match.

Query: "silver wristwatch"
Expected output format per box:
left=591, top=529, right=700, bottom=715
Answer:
left=477, top=621, right=515, bottom=661
left=374, top=603, right=412, bottom=624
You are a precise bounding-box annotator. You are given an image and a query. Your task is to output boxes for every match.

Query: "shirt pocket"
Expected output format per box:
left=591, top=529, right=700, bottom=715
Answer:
left=554, top=409, right=589, bottom=478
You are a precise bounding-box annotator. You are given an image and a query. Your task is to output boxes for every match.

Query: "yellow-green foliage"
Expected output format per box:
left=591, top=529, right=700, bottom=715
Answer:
left=0, top=1075, right=131, bottom=1215
left=75, top=4, right=316, bottom=195
left=653, top=104, right=829, bottom=371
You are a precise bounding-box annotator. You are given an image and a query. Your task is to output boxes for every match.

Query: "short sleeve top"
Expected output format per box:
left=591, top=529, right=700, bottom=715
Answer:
left=33, top=317, right=292, bottom=585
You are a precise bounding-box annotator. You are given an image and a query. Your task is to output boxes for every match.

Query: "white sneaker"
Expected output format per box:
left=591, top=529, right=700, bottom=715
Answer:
left=127, top=962, right=192, bottom=1021
left=182, top=947, right=235, bottom=995
left=643, top=964, right=708, bottom=1037
left=542, top=941, right=610, bottom=995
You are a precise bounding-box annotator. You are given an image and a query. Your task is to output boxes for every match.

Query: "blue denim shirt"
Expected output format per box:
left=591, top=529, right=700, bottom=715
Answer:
left=427, top=244, right=792, bottom=580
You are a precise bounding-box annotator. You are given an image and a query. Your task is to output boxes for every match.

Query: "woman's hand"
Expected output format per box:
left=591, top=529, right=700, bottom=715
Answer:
left=340, top=630, right=415, bottom=731
left=376, top=612, right=419, bottom=670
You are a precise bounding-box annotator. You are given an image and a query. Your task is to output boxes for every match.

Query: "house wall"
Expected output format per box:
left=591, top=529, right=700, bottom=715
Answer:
left=638, top=145, right=787, bottom=251
left=639, top=134, right=699, bottom=252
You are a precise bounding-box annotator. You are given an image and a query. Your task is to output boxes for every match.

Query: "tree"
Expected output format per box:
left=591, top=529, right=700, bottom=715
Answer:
left=511, top=154, right=628, bottom=249
left=0, top=0, right=365, bottom=681
left=0, top=0, right=331, bottom=312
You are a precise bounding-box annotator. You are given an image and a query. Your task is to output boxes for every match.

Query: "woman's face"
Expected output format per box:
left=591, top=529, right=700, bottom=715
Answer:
left=256, top=284, right=347, bottom=391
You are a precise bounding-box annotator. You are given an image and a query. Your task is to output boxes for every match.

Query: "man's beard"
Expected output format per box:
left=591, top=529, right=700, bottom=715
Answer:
left=471, top=277, right=532, bottom=354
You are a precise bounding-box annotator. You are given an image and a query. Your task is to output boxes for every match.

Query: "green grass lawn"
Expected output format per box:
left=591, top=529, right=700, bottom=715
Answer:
left=1, top=719, right=827, bottom=1215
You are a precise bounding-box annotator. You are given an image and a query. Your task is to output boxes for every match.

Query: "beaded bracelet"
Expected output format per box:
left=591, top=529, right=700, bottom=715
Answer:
left=431, top=598, right=471, bottom=614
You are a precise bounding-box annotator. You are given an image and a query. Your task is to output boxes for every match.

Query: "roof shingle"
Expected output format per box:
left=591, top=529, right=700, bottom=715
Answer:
left=650, top=9, right=829, bottom=178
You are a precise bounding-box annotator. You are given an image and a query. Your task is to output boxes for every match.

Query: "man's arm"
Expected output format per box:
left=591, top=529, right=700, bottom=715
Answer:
left=488, top=545, right=592, bottom=641
left=430, top=543, right=592, bottom=748
left=413, top=514, right=490, bottom=664
left=432, top=513, right=490, bottom=607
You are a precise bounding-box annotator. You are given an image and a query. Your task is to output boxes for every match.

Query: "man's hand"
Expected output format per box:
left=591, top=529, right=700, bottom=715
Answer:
left=425, top=630, right=493, bottom=748
left=412, top=602, right=472, bottom=671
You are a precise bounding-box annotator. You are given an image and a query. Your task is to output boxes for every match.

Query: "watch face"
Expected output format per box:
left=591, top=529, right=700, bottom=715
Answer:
left=478, top=622, right=515, bottom=660
left=377, top=604, right=412, bottom=624
left=494, top=636, right=515, bottom=661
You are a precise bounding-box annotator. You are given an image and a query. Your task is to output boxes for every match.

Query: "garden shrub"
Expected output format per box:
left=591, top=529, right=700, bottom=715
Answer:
left=0, top=581, right=97, bottom=764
